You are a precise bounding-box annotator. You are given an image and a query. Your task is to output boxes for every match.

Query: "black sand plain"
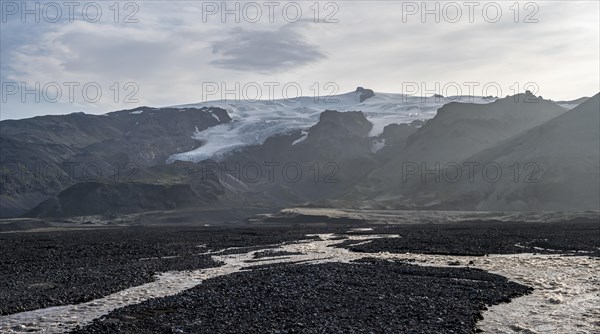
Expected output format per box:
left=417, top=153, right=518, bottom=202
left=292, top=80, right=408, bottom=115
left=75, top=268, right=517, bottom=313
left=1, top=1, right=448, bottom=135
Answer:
left=0, top=218, right=598, bottom=333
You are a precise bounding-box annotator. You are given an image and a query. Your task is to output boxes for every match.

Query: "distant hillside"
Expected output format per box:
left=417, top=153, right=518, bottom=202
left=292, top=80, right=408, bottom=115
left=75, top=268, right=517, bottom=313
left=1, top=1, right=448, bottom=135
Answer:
left=1, top=107, right=230, bottom=217
left=341, top=92, right=569, bottom=204
left=432, top=93, right=600, bottom=211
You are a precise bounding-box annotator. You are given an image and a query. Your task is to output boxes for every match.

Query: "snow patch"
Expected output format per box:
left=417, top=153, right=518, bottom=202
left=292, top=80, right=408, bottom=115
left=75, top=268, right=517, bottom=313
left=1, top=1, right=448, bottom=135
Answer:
left=371, top=138, right=386, bottom=153
left=292, top=130, right=309, bottom=146
left=557, top=103, right=579, bottom=110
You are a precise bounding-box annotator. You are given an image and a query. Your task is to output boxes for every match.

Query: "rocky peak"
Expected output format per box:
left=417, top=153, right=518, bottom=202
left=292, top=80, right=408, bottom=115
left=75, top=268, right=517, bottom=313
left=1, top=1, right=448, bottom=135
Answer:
left=308, top=110, right=373, bottom=142
left=356, top=87, right=375, bottom=102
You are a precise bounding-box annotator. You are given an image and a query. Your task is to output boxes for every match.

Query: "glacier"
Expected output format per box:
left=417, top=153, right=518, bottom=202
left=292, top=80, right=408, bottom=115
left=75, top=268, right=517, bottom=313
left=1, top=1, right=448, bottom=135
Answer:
left=167, top=90, right=495, bottom=163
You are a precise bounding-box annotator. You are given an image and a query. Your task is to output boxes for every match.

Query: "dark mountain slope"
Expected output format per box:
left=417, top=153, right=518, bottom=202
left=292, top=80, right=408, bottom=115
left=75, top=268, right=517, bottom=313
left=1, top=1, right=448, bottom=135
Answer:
left=1, top=107, right=230, bottom=217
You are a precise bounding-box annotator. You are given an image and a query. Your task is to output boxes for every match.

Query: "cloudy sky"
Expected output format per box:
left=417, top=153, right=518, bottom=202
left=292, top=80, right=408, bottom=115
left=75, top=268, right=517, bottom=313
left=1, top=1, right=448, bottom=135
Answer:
left=1, top=0, right=599, bottom=119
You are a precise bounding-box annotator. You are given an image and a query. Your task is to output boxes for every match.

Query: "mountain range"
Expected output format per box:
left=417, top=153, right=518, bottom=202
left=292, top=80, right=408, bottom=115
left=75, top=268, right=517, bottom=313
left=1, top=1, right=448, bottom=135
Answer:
left=1, top=88, right=597, bottom=218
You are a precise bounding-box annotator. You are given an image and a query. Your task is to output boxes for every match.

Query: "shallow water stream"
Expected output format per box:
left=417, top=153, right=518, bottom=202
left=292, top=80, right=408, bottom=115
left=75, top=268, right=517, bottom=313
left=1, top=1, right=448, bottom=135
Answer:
left=1, top=233, right=597, bottom=333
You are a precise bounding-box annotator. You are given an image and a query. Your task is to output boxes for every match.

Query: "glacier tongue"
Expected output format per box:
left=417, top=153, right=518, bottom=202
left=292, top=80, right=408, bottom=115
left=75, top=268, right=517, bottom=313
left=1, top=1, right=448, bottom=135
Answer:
left=167, top=91, right=494, bottom=163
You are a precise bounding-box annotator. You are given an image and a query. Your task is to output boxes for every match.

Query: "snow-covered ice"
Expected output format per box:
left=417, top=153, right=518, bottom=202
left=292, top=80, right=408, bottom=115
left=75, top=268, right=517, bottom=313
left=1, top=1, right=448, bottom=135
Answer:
left=167, top=91, right=494, bottom=162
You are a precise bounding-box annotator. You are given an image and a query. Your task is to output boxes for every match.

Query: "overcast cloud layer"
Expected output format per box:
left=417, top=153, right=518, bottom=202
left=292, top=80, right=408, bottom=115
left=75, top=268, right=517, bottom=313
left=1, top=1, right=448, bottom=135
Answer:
left=1, top=0, right=599, bottom=119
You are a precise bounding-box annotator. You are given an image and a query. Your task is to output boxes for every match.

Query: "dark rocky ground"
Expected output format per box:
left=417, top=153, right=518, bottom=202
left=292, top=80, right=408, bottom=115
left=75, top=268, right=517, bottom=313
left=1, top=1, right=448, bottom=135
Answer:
left=1, top=218, right=598, bottom=333
left=0, top=225, right=328, bottom=315
left=337, top=219, right=600, bottom=257
left=253, top=250, right=305, bottom=259
left=72, top=259, right=531, bottom=334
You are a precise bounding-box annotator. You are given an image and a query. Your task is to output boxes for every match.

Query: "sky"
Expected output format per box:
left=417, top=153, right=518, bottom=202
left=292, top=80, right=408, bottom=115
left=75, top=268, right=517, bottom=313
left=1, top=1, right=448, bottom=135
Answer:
left=1, top=0, right=599, bottom=120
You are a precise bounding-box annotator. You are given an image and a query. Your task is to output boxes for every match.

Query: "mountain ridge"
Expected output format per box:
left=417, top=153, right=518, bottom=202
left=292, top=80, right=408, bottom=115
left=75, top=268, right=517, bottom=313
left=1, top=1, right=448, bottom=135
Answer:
left=2, top=90, right=597, bottom=218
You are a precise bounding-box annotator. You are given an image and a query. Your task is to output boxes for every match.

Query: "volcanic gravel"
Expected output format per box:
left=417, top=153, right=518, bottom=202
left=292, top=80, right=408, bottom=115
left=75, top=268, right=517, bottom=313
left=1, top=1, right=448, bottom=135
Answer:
left=71, top=259, right=531, bottom=334
left=336, top=219, right=600, bottom=257
left=2, top=218, right=597, bottom=332
left=253, top=250, right=305, bottom=259
left=0, top=226, right=325, bottom=315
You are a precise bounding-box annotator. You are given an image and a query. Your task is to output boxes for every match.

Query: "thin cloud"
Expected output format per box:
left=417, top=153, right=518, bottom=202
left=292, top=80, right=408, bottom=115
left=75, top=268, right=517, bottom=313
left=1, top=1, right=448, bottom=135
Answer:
left=210, top=26, right=326, bottom=73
